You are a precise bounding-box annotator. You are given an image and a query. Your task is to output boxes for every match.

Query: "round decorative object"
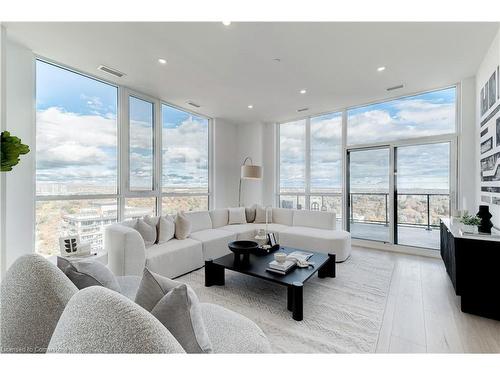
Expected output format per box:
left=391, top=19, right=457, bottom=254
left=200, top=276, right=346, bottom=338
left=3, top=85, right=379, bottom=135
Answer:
left=228, top=240, right=259, bottom=254
left=228, top=240, right=258, bottom=266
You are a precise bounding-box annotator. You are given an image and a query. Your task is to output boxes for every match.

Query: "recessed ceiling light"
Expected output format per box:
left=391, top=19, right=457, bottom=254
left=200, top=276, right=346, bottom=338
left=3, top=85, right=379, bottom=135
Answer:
left=377, top=66, right=386, bottom=72
left=158, top=58, right=167, bottom=65
left=222, top=21, right=231, bottom=26
left=247, top=105, right=253, bottom=109
left=300, top=89, right=307, bottom=94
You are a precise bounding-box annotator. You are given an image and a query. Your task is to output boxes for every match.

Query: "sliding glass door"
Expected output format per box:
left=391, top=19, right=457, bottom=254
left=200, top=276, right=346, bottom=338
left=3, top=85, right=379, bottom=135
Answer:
left=347, top=147, right=390, bottom=242
left=395, top=142, right=451, bottom=249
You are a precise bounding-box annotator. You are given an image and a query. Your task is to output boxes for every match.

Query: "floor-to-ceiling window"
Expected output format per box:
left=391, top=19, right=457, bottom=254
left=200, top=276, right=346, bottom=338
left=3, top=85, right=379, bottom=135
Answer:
left=161, top=104, right=210, bottom=214
left=35, top=60, right=119, bottom=256
left=35, top=59, right=211, bottom=257
left=278, top=112, right=343, bottom=225
left=277, top=87, right=457, bottom=250
left=346, top=87, right=456, bottom=249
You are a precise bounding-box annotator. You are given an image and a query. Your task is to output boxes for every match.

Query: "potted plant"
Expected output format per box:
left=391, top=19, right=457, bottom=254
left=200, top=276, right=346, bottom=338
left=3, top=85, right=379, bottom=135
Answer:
left=1, top=131, right=30, bottom=172
left=459, top=212, right=481, bottom=234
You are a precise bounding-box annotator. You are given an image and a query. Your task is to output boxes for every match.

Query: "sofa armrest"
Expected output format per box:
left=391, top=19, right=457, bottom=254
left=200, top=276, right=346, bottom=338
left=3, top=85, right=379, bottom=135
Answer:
left=105, top=223, right=146, bottom=277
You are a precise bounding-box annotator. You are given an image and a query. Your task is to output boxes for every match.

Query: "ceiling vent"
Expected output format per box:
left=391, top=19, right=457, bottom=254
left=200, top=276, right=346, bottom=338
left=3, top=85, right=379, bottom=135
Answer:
left=386, top=84, right=404, bottom=91
left=297, top=107, right=309, bottom=112
left=97, top=65, right=126, bottom=78
left=186, top=101, right=201, bottom=108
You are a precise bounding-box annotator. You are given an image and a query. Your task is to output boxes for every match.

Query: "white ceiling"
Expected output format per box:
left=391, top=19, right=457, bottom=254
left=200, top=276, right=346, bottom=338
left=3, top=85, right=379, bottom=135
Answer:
left=5, top=22, right=499, bottom=124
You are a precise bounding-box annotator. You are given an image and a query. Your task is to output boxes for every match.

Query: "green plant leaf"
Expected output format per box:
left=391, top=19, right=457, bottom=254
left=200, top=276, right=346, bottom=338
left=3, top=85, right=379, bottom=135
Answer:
left=1, top=131, right=30, bottom=172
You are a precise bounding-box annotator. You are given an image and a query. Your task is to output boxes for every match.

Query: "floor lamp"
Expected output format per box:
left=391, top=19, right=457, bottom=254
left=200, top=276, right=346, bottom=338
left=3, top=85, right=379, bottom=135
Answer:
left=238, top=157, right=262, bottom=207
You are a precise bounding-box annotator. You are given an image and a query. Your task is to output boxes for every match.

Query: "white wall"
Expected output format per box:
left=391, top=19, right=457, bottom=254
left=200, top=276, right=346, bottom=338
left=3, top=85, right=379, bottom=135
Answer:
left=459, top=76, right=477, bottom=213
left=236, top=122, right=264, bottom=206
left=475, top=26, right=500, bottom=228
left=213, top=118, right=239, bottom=208
left=0, top=25, right=7, bottom=277
left=3, top=37, right=35, bottom=270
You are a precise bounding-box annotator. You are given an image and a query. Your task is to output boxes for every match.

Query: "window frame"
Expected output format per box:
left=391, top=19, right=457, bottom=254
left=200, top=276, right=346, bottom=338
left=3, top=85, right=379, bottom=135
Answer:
left=34, top=56, right=212, bottom=256
left=276, top=84, right=459, bottom=237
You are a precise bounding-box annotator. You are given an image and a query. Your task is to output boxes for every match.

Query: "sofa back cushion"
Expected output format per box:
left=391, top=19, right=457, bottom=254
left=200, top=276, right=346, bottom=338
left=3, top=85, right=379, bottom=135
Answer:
left=1, top=254, right=78, bottom=353
left=184, top=211, right=213, bottom=232
left=209, top=209, right=228, bottom=228
left=48, top=286, right=185, bottom=354
left=293, top=210, right=336, bottom=230
left=228, top=207, right=247, bottom=225
left=245, top=205, right=256, bottom=223
left=272, top=208, right=293, bottom=226
left=254, top=205, right=272, bottom=223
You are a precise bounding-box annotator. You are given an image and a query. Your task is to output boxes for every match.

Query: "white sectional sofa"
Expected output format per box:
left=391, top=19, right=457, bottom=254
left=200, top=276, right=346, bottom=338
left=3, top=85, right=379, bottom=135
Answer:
left=106, top=207, right=351, bottom=279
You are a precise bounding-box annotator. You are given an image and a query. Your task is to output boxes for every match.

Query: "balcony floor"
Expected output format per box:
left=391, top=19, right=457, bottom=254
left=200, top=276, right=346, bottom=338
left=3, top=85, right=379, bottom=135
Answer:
left=349, top=222, right=440, bottom=249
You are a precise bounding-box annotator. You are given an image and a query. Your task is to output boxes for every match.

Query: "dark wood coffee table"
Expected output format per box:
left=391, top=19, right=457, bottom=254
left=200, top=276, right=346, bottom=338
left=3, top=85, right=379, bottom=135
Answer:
left=204, top=247, right=336, bottom=321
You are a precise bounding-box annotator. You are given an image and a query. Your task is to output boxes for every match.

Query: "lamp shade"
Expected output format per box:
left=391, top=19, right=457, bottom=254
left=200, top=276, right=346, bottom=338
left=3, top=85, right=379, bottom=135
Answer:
left=241, top=164, right=262, bottom=179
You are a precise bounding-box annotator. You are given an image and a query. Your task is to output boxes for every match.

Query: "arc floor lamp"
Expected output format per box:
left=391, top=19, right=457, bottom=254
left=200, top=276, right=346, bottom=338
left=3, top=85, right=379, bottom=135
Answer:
left=238, top=156, right=262, bottom=206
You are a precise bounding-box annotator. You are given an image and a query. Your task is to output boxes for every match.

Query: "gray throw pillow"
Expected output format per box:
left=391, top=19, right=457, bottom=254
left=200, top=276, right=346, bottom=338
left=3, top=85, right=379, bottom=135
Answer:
left=175, top=211, right=191, bottom=240
left=57, top=257, right=121, bottom=293
left=255, top=205, right=272, bottom=223
left=151, top=284, right=212, bottom=353
left=245, top=205, right=256, bottom=223
left=134, top=268, right=182, bottom=311
left=134, top=268, right=212, bottom=353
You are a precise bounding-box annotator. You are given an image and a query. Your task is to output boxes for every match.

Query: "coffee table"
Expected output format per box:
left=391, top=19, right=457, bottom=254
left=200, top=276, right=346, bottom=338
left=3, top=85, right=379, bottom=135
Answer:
left=205, top=247, right=336, bottom=321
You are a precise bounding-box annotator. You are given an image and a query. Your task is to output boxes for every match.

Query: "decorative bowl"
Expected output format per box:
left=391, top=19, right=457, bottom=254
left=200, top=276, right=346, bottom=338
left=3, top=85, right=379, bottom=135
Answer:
left=228, top=240, right=259, bottom=254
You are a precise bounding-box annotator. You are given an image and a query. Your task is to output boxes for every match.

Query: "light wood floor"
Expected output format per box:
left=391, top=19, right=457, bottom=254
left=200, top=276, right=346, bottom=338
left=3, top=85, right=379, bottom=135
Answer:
left=353, top=246, right=500, bottom=353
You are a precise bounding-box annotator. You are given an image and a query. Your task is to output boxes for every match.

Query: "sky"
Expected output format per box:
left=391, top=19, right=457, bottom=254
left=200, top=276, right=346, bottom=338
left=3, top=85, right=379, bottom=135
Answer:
left=36, top=60, right=453, bottom=196
left=280, top=88, right=455, bottom=193
left=36, top=60, right=208, bottom=194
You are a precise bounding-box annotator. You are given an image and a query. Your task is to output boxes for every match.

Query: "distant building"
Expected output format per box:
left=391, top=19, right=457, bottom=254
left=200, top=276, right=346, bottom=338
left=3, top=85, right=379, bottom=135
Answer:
left=61, top=201, right=150, bottom=250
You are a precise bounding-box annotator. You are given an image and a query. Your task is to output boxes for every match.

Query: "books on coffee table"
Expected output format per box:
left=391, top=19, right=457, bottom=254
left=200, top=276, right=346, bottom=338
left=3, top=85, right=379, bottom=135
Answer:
left=266, top=260, right=296, bottom=275
left=287, top=251, right=313, bottom=263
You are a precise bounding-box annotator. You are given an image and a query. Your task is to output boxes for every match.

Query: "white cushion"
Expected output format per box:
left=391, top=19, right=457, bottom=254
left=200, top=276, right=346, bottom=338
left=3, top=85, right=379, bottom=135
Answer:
left=272, top=208, right=293, bottom=225
left=174, top=212, right=191, bottom=240
left=228, top=207, right=247, bottom=225
left=293, top=210, right=336, bottom=230
left=145, top=239, right=204, bottom=279
left=136, top=217, right=157, bottom=247
left=190, top=229, right=237, bottom=260
left=184, top=211, right=213, bottom=232
left=209, top=209, right=228, bottom=228
left=220, top=224, right=256, bottom=240
left=254, top=206, right=272, bottom=223
left=279, top=226, right=351, bottom=262
left=158, top=216, right=175, bottom=244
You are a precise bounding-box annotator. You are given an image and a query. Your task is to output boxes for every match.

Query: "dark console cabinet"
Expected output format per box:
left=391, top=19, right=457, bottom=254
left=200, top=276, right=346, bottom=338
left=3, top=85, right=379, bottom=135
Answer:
left=440, top=218, right=500, bottom=320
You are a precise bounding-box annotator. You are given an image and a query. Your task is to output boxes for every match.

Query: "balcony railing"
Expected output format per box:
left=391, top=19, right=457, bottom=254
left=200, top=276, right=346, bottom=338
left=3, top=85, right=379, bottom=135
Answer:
left=279, top=192, right=450, bottom=231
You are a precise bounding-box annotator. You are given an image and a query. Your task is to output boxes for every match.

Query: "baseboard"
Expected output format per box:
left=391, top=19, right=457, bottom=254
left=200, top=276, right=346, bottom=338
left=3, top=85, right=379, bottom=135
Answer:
left=351, top=239, right=441, bottom=259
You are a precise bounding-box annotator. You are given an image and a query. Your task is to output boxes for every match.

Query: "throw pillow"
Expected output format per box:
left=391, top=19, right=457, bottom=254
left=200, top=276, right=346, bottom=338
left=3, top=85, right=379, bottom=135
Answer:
left=255, top=205, right=272, bottom=223
left=175, top=211, right=191, bottom=240
left=134, top=268, right=212, bottom=353
left=228, top=207, right=247, bottom=225
left=136, top=216, right=157, bottom=247
left=245, top=205, right=256, bottom=223
left=151, top=284, right=212, bottom=353
left=57, top=257, right=121, bottom=293
left=157, top=215, right=175, bottom=244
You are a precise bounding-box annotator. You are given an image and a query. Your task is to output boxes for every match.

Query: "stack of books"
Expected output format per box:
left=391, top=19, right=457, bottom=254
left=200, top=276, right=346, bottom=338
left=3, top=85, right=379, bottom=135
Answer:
left=266, top=259, right=296, bottom=275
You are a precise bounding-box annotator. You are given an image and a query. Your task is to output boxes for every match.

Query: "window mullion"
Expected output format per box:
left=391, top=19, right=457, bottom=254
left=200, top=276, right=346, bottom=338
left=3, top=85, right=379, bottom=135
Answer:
left=305, top=117, right=311, bottom=209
